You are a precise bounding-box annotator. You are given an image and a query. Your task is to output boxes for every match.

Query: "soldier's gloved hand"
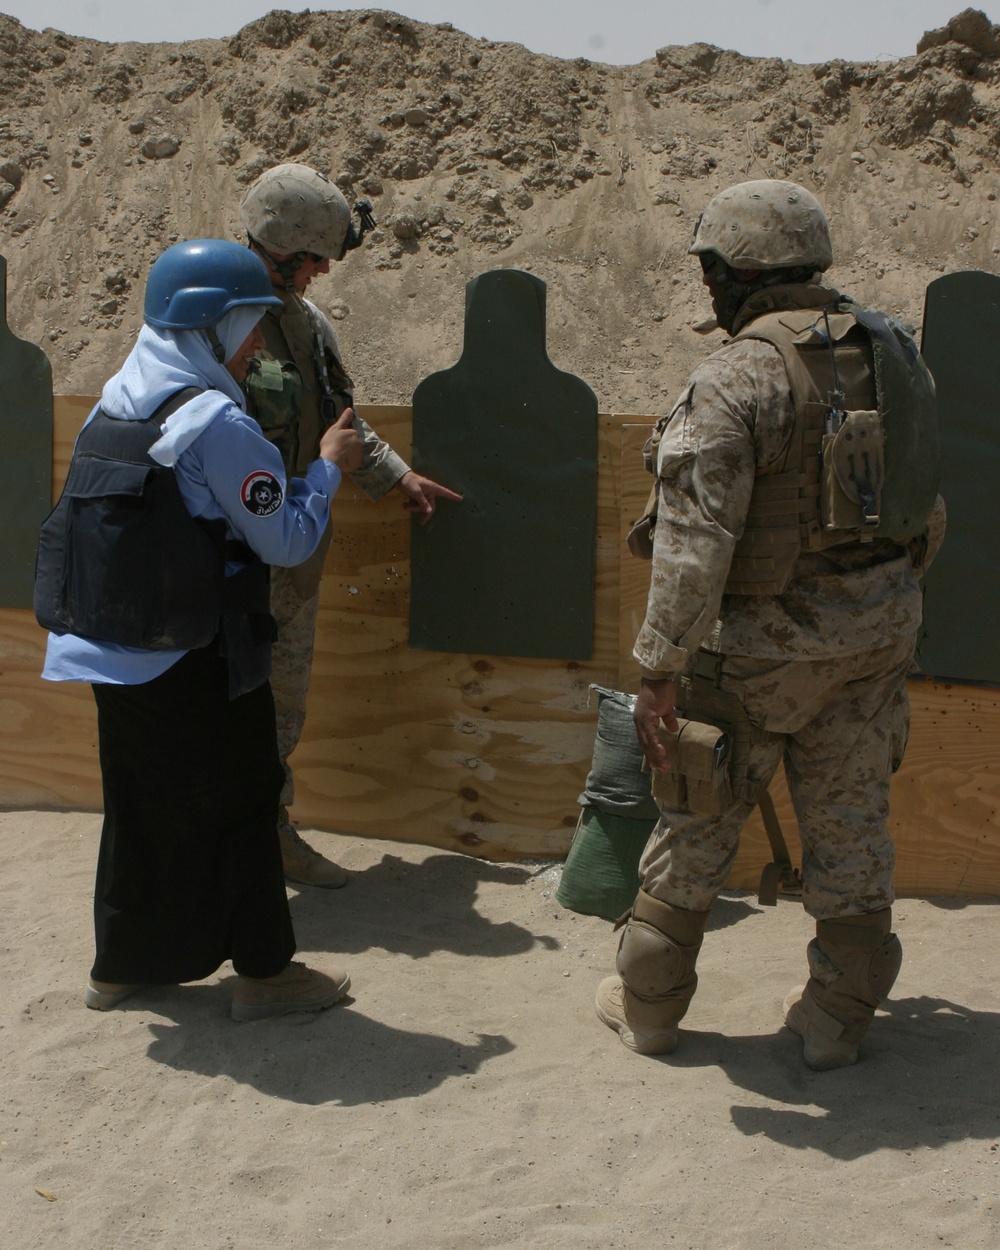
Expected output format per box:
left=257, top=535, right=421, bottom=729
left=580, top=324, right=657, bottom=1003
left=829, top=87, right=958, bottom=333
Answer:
left=320, top=408, right=363, bottom=472
left=395, top=470, right=463, bottom=524
left=634, top=677, right=678, bottom=772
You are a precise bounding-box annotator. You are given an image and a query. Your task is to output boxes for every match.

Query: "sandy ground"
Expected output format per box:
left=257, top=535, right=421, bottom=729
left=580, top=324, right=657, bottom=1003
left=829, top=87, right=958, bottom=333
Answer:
left=2, top=809, right=999, bottom=1249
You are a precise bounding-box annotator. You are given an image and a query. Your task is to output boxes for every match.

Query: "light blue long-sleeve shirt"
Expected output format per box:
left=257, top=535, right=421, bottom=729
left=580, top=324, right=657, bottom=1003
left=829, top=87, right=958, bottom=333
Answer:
left=42, top=322, right=341, bottom=686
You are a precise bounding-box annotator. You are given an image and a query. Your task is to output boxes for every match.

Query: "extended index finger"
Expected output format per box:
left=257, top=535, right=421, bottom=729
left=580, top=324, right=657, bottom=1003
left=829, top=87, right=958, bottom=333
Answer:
left=427, top=482, right=464, bottom=501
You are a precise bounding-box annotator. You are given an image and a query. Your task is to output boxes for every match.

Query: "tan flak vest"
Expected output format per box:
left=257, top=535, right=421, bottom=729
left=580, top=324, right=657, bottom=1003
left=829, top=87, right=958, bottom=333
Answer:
left=243, top=292, right=354, bottom=478
left=629, top=284, right=940, bottom=596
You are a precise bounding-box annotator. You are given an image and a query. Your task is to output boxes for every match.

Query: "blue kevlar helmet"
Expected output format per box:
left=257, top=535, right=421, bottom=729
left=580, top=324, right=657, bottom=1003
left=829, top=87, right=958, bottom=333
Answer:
left=143, top=239, right=282, bottom=329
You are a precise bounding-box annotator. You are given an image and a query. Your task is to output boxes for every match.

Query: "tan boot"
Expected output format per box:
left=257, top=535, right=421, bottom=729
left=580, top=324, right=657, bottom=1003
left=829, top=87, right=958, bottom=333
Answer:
left=595, top=891, right=710, bottom=1054
left=595, top=976, right=681, bottom=1055
left=784, top=909, right=902, bottom=1070
left=279, top=815, right=348, bottom=889
left=783, top=985, right=860, bottom=1070
left=231, top=960, right=351, bottom=1022
left=84, top=979, right=144, bottom=1011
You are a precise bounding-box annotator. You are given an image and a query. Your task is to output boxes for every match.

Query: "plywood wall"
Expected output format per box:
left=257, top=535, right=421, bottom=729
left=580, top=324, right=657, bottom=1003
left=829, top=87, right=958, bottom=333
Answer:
left=0, top=398, right=996, bottom=895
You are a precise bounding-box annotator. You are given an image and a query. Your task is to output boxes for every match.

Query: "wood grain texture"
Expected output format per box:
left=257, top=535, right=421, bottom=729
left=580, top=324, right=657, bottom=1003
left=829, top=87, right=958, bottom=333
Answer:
left=292, top=406, right=620, bottom=859
left=1, top=398, right=997, bottom=895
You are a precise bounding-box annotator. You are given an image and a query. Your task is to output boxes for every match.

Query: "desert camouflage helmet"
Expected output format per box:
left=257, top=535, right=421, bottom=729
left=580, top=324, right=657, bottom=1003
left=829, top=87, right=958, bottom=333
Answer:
left=239, top=164, right=352, bottom=258
left=689, top=179, right=833, bottom=272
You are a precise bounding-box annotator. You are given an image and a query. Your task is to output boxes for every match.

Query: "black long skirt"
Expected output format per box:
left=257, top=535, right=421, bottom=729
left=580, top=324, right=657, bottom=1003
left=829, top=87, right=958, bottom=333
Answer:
left=90, top=644, right=295, bottom=984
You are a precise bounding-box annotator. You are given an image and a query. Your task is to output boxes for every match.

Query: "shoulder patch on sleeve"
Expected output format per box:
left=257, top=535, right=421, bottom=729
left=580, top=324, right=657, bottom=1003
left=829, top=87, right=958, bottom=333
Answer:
left=240, top=470, right=284, bottom=517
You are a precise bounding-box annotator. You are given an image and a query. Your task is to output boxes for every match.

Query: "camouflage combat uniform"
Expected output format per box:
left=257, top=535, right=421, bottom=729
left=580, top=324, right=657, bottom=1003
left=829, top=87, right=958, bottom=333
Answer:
left=634, top=323, right=923, bottom=922
left=244, top=288, right=409, bottom=810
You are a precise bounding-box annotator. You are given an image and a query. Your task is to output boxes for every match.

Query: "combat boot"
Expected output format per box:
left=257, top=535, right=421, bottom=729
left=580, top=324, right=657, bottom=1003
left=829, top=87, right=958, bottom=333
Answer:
left=595, top=891, right=710, bottom=1055
left=784, top=908, right=902, bottom=1071
left=231, top=960, right=351, bottom=1022
left=279, top=810, right=349, bottom=889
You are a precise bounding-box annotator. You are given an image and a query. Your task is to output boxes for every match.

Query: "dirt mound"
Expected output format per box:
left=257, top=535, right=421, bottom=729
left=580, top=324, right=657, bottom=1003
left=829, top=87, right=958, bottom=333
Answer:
left=0, top=7, right=998, bottom=411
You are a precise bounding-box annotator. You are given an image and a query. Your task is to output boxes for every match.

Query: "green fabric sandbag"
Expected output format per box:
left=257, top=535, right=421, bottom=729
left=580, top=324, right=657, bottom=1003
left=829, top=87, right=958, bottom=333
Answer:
left=578, top=685, right=660, bottom=821
left=556, top=685, right=658, bottom=920
left=556, top=805, right=656, bottom=921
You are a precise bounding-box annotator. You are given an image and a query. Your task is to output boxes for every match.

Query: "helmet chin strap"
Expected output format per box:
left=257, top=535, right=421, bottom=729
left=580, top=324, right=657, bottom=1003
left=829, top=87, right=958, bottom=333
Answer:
left=247, top=235, right=301, bottom=291
left=207, top=326, right=227, bottom=363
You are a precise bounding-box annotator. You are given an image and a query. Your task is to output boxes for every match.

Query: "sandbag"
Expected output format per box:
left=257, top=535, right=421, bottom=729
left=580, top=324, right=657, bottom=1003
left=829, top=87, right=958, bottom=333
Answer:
left=556, top=805, right=656, bottom=921
left=578, top=685, right=660, bottom=820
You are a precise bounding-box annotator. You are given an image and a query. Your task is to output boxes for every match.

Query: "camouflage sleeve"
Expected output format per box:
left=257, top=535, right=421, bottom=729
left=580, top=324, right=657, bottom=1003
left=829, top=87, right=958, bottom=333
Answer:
left=632, top=349, right=761, bottom=679
left=348, top=408, right=411, bottom=501
left=908, top=492, right=947, bottom=578
left=306, top=298, right=411, bottom=500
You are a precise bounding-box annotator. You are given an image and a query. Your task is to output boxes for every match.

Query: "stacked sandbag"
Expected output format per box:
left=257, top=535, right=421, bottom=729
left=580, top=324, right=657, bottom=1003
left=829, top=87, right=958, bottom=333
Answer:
left=556, top=686, right=659, bottom=920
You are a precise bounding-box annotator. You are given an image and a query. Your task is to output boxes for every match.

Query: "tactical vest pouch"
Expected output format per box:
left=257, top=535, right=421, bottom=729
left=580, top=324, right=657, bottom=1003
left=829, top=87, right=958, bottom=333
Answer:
left=821, top=409, right=883, bottom=536
left=648, top=717, right=733, bottom=815
left=243, top=357, right=304, bottom=475
left=730, top=290, right=939, bottom=594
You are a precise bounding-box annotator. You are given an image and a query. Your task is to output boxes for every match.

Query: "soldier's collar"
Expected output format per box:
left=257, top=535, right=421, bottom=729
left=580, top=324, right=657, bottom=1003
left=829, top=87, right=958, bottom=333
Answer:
left=731, top=283, right=841, bottom=334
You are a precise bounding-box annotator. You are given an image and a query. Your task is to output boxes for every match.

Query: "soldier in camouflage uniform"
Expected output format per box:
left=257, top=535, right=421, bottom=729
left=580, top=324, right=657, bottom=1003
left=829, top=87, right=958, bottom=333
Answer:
left=596, top=180, right=943, bottom=1070
left=240, top=164, right=461, bottom=888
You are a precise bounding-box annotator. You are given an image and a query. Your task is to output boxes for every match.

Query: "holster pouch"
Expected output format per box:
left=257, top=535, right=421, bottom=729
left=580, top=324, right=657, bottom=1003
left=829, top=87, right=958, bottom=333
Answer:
left=674, top=661, right=757, bottom=805
left=821, top=409, right=884, bottom=539
left=649, top=717, right=733, bottom=815
left=647, top=654, right=799, bottom=903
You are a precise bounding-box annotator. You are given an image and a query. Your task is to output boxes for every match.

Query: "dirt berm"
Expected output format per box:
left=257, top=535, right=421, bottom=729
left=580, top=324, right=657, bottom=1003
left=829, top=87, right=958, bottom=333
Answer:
left=1, top=6, right=998, bottom=409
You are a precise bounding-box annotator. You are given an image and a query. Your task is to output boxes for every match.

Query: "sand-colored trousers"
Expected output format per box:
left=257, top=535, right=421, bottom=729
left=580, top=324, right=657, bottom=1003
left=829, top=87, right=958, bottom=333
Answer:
left=640, top=635, right=915, bottom=921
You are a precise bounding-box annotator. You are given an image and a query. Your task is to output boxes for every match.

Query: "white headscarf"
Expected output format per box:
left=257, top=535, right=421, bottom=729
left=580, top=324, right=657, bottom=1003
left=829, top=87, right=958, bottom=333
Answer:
left=99, top=305, right=271, bottom=467
left=216, top=305, right=267, bottom=367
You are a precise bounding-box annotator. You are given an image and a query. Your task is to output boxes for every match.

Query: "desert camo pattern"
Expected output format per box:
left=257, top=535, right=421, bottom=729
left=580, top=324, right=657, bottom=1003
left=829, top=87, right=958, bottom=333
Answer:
left=268, top=565, right=323, bottom=809
left=632, top=318, right=924, bottom=681
left=633, top=288, right=935, bottom=922
left=689, top=179, right=833, bottom=271
left=640, top=634, right=915, bottom=920
left=246, top=288, right=409, bottom=489
left=246, top=293, right=410, bottom=804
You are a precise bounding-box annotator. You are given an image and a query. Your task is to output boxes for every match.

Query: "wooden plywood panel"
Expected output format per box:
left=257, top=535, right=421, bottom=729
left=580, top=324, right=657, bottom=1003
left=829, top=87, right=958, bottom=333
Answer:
left=888, top=681, right=1000, bottom=895
left=290, top=405, right=621, bottom=859
left=0, top=397, right=101, bottom=808
left=53, top=396, right=94, bottom=490
left=0, top=608, right=102, bottom=808
left=730, top=681, right=1000, bottom=897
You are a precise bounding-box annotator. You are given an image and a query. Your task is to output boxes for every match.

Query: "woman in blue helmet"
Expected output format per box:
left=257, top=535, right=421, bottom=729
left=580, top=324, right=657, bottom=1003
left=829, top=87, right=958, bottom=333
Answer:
left=37, top=239, right=362, bottom=1021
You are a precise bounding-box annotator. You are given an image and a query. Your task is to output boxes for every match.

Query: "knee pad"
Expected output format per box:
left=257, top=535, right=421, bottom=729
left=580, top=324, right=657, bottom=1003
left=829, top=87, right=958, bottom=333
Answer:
left=810, top=912, right=903, bottom=1009
left=868, top=933, right=903, bottom=1002
left=616, top=918, right=699, bottom=1001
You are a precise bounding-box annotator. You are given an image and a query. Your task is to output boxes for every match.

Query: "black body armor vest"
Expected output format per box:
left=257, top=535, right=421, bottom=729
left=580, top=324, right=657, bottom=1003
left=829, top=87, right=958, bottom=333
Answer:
left=35, top=395, right=270, bottom=651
